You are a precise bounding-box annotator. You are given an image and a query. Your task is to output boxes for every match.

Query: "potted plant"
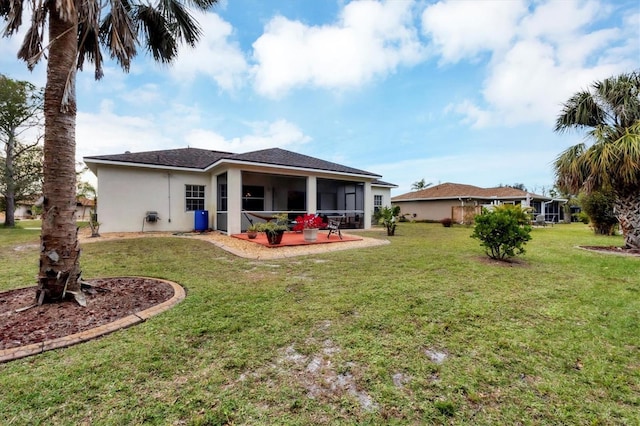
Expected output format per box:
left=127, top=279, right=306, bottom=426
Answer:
left=293, top=214, right=324, bottom=242
left=246, top=223, right=259, bottom=239
left=256, top=214, right=289, bottom=245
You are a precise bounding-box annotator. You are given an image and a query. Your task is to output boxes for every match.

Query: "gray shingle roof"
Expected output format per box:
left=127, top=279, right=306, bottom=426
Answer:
left=84, top=148, right=233, bottom=169
left=228, top=148, right=380, bottom=177
left=85, top=147, right=382, bottom=178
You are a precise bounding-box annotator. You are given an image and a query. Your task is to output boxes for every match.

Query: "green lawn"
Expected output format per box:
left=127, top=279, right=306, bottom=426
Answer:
left=1, top=223, right=638, bottom=425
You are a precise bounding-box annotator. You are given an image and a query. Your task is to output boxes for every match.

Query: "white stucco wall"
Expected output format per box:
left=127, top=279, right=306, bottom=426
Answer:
left=96, top=166, right=210, bottom=233
left=372, top=186, right=393, bottom=209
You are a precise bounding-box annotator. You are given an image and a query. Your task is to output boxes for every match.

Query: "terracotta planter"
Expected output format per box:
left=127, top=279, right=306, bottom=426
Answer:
left=303, top=228, right=318, bottom=242
left=247, top=231, right=257, bottom=239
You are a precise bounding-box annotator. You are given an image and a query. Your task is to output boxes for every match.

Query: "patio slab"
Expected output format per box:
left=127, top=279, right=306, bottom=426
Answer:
left=232, top=231, right=361, bottom=247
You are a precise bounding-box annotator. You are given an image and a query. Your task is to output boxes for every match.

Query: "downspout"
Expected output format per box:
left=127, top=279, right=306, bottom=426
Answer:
left=167, top=173, right=172, bottom=223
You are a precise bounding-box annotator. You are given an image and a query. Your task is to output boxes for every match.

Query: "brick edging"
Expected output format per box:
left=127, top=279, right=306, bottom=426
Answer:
left=0, top=277, right=185, bottom=363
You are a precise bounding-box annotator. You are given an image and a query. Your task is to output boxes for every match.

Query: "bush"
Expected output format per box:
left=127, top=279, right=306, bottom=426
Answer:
left=578, top=190, right=618, bottom=235
left=440, top=217, right=453, bottom=227
left=471, top=207, right=532, bottom=260
left=377, top=205, right=400, bottom=236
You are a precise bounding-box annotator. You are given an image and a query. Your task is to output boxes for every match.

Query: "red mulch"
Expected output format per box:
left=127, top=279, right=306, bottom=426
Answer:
left=0, top=277, right=174, bottom=351
left=232, top=231, right=362, bottom=247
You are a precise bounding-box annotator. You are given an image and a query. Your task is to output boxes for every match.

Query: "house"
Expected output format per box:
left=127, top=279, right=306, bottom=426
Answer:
left=84, top=147, right=397, bottom=235
left=11, top=196, right=94, bottom=220
left=391, top=182, right=567, bottom=224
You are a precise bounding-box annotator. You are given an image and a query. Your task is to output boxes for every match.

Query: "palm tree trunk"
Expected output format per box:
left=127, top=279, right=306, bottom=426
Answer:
left=614, top=191, right=640, bottom=250
left=36, top=3, right=81, bottom=303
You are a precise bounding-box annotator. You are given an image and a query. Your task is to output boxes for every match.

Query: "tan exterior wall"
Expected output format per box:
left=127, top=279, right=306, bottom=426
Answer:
left=96, top=166, right=210, bottom=233
left=394, top=200, right=459, bottom=222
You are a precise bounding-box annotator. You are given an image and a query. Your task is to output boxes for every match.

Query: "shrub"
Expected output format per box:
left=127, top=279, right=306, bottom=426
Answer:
left=471, top=207, right=532, bottom=260
left=440, top=217, right=453, bottom=227
left=378, top=205, right=400, bottom=236
left=578, top=190, right=618, bottom=235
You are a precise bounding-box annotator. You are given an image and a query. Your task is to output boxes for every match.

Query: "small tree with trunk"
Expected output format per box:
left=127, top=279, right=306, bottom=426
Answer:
left=0, top=75, right=44, bottom=227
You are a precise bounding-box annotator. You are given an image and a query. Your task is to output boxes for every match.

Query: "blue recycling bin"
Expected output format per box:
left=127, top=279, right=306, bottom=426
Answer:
left=194, top=210, right=208, bottom=231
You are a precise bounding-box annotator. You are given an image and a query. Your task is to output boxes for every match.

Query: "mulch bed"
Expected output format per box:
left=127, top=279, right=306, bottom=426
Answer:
left=0, top=277, right=174, bottom=351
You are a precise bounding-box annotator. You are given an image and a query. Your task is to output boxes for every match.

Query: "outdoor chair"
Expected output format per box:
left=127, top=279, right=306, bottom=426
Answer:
left=535, top=214, right=546, bottom=227
left=326, top=216, right=343, bottom=239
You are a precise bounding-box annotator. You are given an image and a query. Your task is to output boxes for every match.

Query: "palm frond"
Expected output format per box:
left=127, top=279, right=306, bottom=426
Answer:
left=554, top=143, right=587, bottom=193
left=99, top=0, right=137, bottom=72
left=16, top=0, right=47, bottom=70
left=554, top=91, right=606, bottom=133
left=595, top=71, right=640, bottom=129
left=1, top=0, right=23, bottom=35
left=611, top=121, right=640, bottom=189
left=77, top=0, right=103, bottom=79
left=158, top=0, right=201, bottom=46
left=134, top=3, right=178, bottom=63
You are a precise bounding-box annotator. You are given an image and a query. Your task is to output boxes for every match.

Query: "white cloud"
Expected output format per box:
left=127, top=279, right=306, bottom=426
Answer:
left=251, top=0, right=424, bottom=97
left=421, top=0, right=527, bottom=63
left=186, top=119, right=311, bottom=152
left=169, top=12, right=249, bottom=91
left=77, top=101, right=173, bottom=159
left=428, top=0, right=638, bottom=128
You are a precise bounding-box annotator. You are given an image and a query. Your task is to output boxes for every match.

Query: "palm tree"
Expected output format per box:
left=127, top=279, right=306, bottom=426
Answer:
left=411, top=178, right=432, bottom=191
left=554, top=71, right=640, bottom=249
left=2, top=0, right=218, bottom=303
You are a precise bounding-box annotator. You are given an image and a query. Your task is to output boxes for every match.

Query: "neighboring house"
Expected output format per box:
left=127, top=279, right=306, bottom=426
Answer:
left=392, top=182, right=567, bottom=224
left=11, top=196, right=94, bottom=220
left=75, top=196, right=95, bottom=221
left=84, top=147, right=397, bottom=235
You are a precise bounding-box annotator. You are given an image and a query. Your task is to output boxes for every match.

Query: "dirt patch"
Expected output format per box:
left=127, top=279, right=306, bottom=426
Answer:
left=0, top=277, right=174, bottom=351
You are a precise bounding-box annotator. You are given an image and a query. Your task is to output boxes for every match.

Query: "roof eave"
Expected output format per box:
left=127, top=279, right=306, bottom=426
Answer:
left=207, top=158, right=382, bottom=180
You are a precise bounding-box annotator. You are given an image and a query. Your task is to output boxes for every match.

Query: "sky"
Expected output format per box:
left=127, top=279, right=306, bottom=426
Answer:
left=1, top=0, right=639, bottom=196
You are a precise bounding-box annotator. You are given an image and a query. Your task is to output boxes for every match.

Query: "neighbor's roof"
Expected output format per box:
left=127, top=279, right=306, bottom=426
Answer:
left=84, top=147, right=382, bottom=178
left=392, top=182, right=550, bottom=201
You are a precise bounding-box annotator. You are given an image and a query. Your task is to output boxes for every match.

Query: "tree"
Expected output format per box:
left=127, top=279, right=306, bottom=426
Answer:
left=77, top=178, right=99, bottom=237
left=554, top=71, right=640, bottom=249
left=0, top=75, right=44, bottom=227
left=1, top=143, right=44, bottom=215
left=471, top=206, right=532, bottom=260
left=411, top=179, right=432, bottom=191
left=2, top=0, right=219, bottom=304
left=578, top=189, right=618, bottom=235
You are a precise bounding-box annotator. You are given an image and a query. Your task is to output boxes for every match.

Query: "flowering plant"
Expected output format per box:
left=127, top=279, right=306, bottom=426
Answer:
left=293, top=214, right=324, bottom=231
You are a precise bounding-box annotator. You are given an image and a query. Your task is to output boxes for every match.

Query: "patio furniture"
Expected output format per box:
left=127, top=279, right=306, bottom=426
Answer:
left=326, top=216, right=343, bottom=239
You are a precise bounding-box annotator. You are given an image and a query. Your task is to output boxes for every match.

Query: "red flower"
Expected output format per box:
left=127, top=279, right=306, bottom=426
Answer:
left=293, top=214, right=324, bottom=231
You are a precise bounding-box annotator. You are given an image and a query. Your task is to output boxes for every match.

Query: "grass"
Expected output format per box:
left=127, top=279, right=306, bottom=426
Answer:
left=1, top=222, right=638, bottom=424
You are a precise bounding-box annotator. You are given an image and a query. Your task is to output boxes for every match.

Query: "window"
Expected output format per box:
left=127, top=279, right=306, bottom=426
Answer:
left=185, top=185, right=205, bottom=211
left=374, top=195, right=383, bottom=211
